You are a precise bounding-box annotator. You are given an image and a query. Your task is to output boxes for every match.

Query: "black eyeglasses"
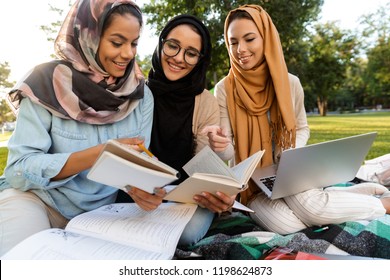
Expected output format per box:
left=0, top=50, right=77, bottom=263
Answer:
left=162, top=39, right=202, bottom=66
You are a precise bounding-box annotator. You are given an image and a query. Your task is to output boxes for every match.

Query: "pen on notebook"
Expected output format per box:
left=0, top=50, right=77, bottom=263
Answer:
left=313, top=226, right=329, bottom=233
left=138, top=143, right=155, bottom=158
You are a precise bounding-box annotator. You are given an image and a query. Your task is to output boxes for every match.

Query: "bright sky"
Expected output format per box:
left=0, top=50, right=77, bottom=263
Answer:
left=0, top=0, right=389, bottom=84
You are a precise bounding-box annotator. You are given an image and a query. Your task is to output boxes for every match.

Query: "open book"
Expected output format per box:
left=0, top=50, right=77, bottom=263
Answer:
left=87, top=140, right=180, bottom=194
left=164, top=146, right=265, bottom=203
left=1, top=203, right=197, bottom=260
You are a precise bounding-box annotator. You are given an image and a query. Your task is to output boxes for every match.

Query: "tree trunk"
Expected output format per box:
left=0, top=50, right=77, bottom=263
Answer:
left=317, top=97, right=328, bottom=116
left=213, top=71, right=218, bottom=89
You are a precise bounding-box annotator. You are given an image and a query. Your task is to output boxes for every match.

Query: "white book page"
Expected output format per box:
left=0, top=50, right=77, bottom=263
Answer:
left=104, top=140, right=178, bottom=175
left=232, top=201, right=254, bottom=213
left=87, top=152, right=178, bottom=193
left=231, top=150, right=265, bottom=184
left=65, top=203, right=197, bottom=256
left=1, top=228, right=171, bottom=260
left=183, top=146, right=236, bottom=178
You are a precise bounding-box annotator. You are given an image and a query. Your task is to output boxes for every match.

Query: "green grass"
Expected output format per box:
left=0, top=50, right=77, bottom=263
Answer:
left=0, top=112, right=389, bottom=174
left=0, top=132, right=12, bottom=141
left=0, top=132, right=11, bottom=174
left=0, top=147, right=8, bottom=175
left=307, top=111, right=390, bottom=160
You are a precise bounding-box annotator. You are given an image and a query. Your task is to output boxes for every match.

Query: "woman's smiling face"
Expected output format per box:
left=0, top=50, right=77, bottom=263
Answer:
left=97, top=13, right=141, bottom=78
left=161, top=24, right=202, bottom=81
left=227, top=18, right=264, bottom=70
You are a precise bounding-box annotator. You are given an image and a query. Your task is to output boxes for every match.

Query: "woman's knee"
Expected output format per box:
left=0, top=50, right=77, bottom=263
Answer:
left=248, top=193, right=307, bottom=235
left=178, top=207, right=215, bottom=247
left=0, top=189, right=52, bottom=255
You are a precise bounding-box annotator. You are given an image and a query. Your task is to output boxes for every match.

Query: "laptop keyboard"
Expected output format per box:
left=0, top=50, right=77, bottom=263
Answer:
left=260, top=176, right=276, bottom=191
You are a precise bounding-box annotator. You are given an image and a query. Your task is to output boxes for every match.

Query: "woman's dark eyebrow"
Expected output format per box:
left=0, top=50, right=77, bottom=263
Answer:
left=230, top=32, right=257, bottom=40
left=166, top=38, right=201, bottom=52
left=187, top=46, right=201, bottom=52
left=109, top=33, right=140, bottom=42
left=243, top=32, right=257, bottom=38
left=166, top=38, right=180, bottom=44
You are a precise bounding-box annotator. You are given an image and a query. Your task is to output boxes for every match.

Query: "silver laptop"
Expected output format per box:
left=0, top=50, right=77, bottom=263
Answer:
left=251, top=132, right=377, bottom=199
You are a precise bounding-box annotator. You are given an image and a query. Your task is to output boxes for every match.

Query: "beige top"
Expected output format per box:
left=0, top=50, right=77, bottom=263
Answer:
left=215, top=73, right=310, bottom=165
left=191, top=90, right=220, bottom=155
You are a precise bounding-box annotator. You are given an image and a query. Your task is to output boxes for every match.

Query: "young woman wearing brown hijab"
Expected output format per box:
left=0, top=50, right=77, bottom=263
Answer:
left=201, top=4, right=390, bottom=234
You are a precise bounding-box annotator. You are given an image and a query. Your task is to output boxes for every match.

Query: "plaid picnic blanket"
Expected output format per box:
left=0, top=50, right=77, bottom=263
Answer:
left=175, top=212, right=390, bottom=260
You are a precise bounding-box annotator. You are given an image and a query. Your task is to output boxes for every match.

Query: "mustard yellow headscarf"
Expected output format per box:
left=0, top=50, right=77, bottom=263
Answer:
left=224, top=4, right=296, bottom=203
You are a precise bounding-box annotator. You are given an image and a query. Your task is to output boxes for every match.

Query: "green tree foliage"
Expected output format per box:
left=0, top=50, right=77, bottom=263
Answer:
left=40, top=5, right=65, bottom=43
left=359, top=3, right=390, bottom=109
left=0, top=99, right=15, bottom=124
left=0, top=62, right=16, bottom=124
left=342, top=58, right=367, bottom=111
left=0, top=62, right=14, bottom=89
left=39, top=1, right=73, bottom=59
left=141, top=0, right=324, bottom=88
left=305, top=22, right=360, bottom=115
left=137, top=54, right=152, bottom=77
left=364, top=37, right=390, bottom=108
left=360, top=3, right=390, bottom=49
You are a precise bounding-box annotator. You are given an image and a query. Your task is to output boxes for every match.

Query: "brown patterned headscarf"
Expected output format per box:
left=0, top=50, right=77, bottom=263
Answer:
left=7, top=0, right=144, bottom=124
left=224, top=4, right=296, bottom=203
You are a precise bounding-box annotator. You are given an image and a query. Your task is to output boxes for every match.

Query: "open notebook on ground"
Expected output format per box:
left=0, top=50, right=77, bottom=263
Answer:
left=251, top=132, right=377, bottom=199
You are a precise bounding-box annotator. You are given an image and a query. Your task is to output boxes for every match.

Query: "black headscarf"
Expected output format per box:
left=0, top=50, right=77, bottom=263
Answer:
left=147, top=14, right=211, bottom=182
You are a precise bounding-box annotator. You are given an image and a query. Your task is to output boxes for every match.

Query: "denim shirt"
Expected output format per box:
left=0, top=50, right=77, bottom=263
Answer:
left=0, top=86, right=154, bottom=219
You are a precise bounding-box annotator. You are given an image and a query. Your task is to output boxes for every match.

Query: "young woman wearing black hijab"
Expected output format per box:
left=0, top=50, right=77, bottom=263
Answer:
left=146, top=15, right=234, bottom=246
